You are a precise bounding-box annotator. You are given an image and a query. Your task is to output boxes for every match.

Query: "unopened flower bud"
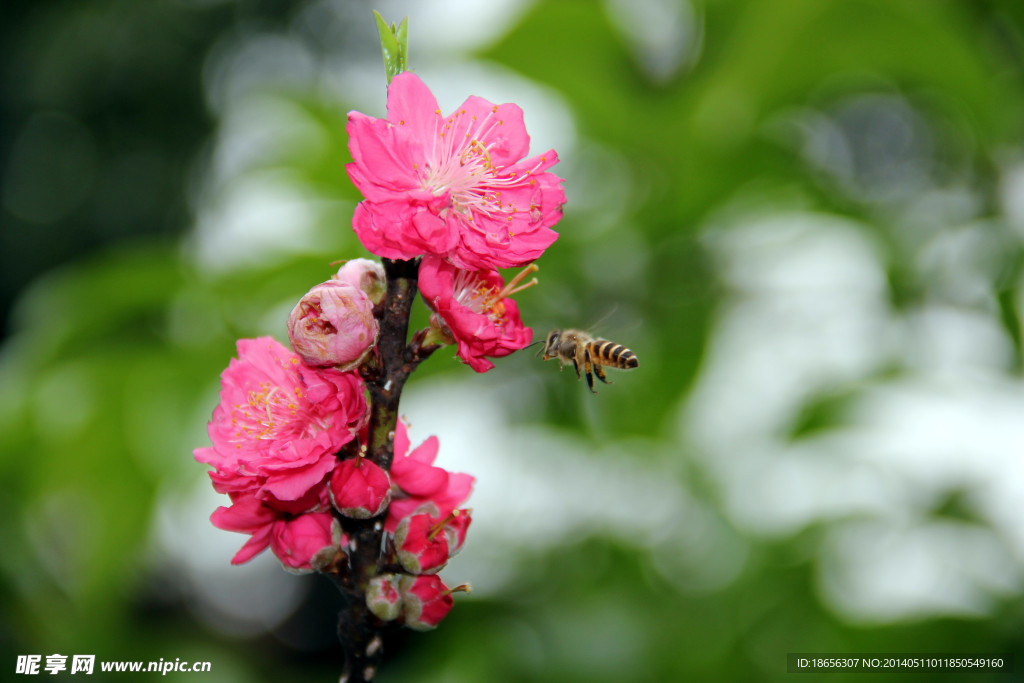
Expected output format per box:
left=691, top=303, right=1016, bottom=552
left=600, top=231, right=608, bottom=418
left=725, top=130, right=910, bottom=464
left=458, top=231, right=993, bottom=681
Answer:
left=309, top=519, right=347, bottom=572
left=288, top=280, right=379, bottom=369
left=334, top=258, right=386, bottom=305
left=398, top=575, right=458, bottom=631
left=309, top=545, right=340, bottom=573
left=394, top=512, right=449, bottom=575
left=366, top=574, right=403, bottom=621
left=274, top=512, right=336, bottom=575
left=329, top=456, right=391, bottom=519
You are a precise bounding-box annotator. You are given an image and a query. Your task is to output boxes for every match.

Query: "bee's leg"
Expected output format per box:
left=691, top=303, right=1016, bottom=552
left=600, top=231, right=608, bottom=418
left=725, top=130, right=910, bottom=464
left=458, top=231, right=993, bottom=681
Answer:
left=572, top=344, right=585, bottom=380
left=571, top=358, right=580, bottom=378
left=593, top=364, right=611, bottom=384
left=584, top=347, right=597, bottom=393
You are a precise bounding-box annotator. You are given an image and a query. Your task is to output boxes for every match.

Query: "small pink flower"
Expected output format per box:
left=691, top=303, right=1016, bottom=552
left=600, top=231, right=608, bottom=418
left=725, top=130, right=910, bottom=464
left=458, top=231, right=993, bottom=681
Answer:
left=195, top=337, right=368, bottom=503
left=329, top=456, right=392, bottom=519
left=346, top=72, right=565, bottom=270
left=288, top=281, right=379, bottom=370
left=399, top=575, right=452, bottom=631
left=334, top=258, right=387, bottom=306
left=399, top=575, right=467, bottom=631
left=418, top=256, right=535, bottom=373
left=386, top=420, right=474, bottom=532
left=394, top=510, right=450, bottom=575
left=366, top=574, right=403, bottom=622
left=211, top=490, right=338, bottom=573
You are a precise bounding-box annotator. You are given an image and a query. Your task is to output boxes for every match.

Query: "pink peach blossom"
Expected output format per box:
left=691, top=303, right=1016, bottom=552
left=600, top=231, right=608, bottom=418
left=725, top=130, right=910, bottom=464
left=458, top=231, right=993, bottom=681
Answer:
left=288, top=280, right=379, bottom=370
left=195, top=337, right=368, bottom=503
left=386, top=420, right=474, bottom=532
left=399, top=575, right=455, bottom=631
left=210, top=490, right=337, bottom=573
left=346, top=72, right=565, bottom=269
left=394, top=510, right=450, bottom=575
left=418, top=255, right=534, bottom=373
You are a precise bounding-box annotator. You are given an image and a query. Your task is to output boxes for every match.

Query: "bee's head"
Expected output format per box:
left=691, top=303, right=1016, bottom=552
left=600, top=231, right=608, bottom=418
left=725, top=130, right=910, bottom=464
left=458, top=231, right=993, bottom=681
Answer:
left=540, top=329, right=561, bottom=359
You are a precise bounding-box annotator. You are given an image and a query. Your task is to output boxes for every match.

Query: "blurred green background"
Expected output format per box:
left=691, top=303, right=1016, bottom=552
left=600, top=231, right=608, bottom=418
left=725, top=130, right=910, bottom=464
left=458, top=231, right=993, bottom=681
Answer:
left=4, top=0, right=1024, bottom=680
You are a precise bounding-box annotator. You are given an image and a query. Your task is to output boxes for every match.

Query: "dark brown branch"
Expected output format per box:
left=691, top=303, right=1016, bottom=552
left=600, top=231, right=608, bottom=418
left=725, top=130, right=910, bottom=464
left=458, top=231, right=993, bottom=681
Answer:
left=334, top=256, right=423, bottom=683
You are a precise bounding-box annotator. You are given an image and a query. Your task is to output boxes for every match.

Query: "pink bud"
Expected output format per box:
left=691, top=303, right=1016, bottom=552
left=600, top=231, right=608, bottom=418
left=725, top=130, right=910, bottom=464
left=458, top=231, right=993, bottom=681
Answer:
left=398, top=575, right=454, bottom=631
left=271, top=512, right=336, bottom=575
left=329, top=457, right=391, bottom=519
left=309, top=518, right=347, bottom=572
left=287, top=280, right=379, bottom=370
left=366, top=574, right=403, bottom=621
left=394, top=512, right=450, bottom=575
left=334, top=258, right=387, bottom=305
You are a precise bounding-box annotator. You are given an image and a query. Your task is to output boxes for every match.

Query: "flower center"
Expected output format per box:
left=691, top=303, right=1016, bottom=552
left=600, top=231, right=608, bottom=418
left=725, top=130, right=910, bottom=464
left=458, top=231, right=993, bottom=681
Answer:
left=452, top=263, right=539, bottom=322
left=298, top=300, right=337, bottom=335
left=232, top=381, right=305, bottom=443
left=419, top=108, right=546, bottom=221
left=427, top=509, right=464, bottom=541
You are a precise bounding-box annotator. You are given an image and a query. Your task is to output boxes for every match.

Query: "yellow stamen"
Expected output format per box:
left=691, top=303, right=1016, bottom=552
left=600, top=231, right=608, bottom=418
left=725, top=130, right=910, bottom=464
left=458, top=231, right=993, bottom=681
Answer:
left=263, top=386, right=279, bottom=426
left=500, top=263, right=539, bottom=299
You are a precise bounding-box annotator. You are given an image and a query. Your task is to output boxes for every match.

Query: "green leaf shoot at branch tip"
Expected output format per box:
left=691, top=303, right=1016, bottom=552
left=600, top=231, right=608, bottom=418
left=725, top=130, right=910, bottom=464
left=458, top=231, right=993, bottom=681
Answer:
left=373, top=11, right=409, bottom=85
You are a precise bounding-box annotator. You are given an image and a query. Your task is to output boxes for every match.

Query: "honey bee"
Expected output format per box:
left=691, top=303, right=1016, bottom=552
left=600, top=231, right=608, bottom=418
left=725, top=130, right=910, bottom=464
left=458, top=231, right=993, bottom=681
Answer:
left=541, top=329, right=639, bottom=393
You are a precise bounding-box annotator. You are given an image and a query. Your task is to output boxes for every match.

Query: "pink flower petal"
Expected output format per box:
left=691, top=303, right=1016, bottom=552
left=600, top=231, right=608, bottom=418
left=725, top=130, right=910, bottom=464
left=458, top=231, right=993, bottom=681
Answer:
left=386, top=71, right=443, bottom=144
left=270, top=512, right=335, bottom=572
left=229, top=528, right=273, bottom=565
left=407, top=434, right=439, bottom=464
left=346, top=114, right=418, bottom=196
left=210, top=495, right=274, bottom=533
left=391, top=457, right=449, bottom=497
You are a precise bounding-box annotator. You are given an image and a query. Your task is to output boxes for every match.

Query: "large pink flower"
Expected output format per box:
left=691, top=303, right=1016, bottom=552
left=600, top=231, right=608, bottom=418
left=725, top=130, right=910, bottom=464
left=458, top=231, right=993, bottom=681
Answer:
left=211, top=489, right=337, bottom=573
left=418, top=255, right=534, bottom=373
left=386, top=420, right=474, bottom=532
left=346, top=72, right=565, bottom=270
left=195, top=337, right=368, bottom=502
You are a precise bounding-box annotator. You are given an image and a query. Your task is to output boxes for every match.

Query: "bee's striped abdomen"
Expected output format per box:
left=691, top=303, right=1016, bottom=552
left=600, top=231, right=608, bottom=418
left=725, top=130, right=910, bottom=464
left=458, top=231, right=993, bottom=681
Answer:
left=592, top=340, right=639, bottom=370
